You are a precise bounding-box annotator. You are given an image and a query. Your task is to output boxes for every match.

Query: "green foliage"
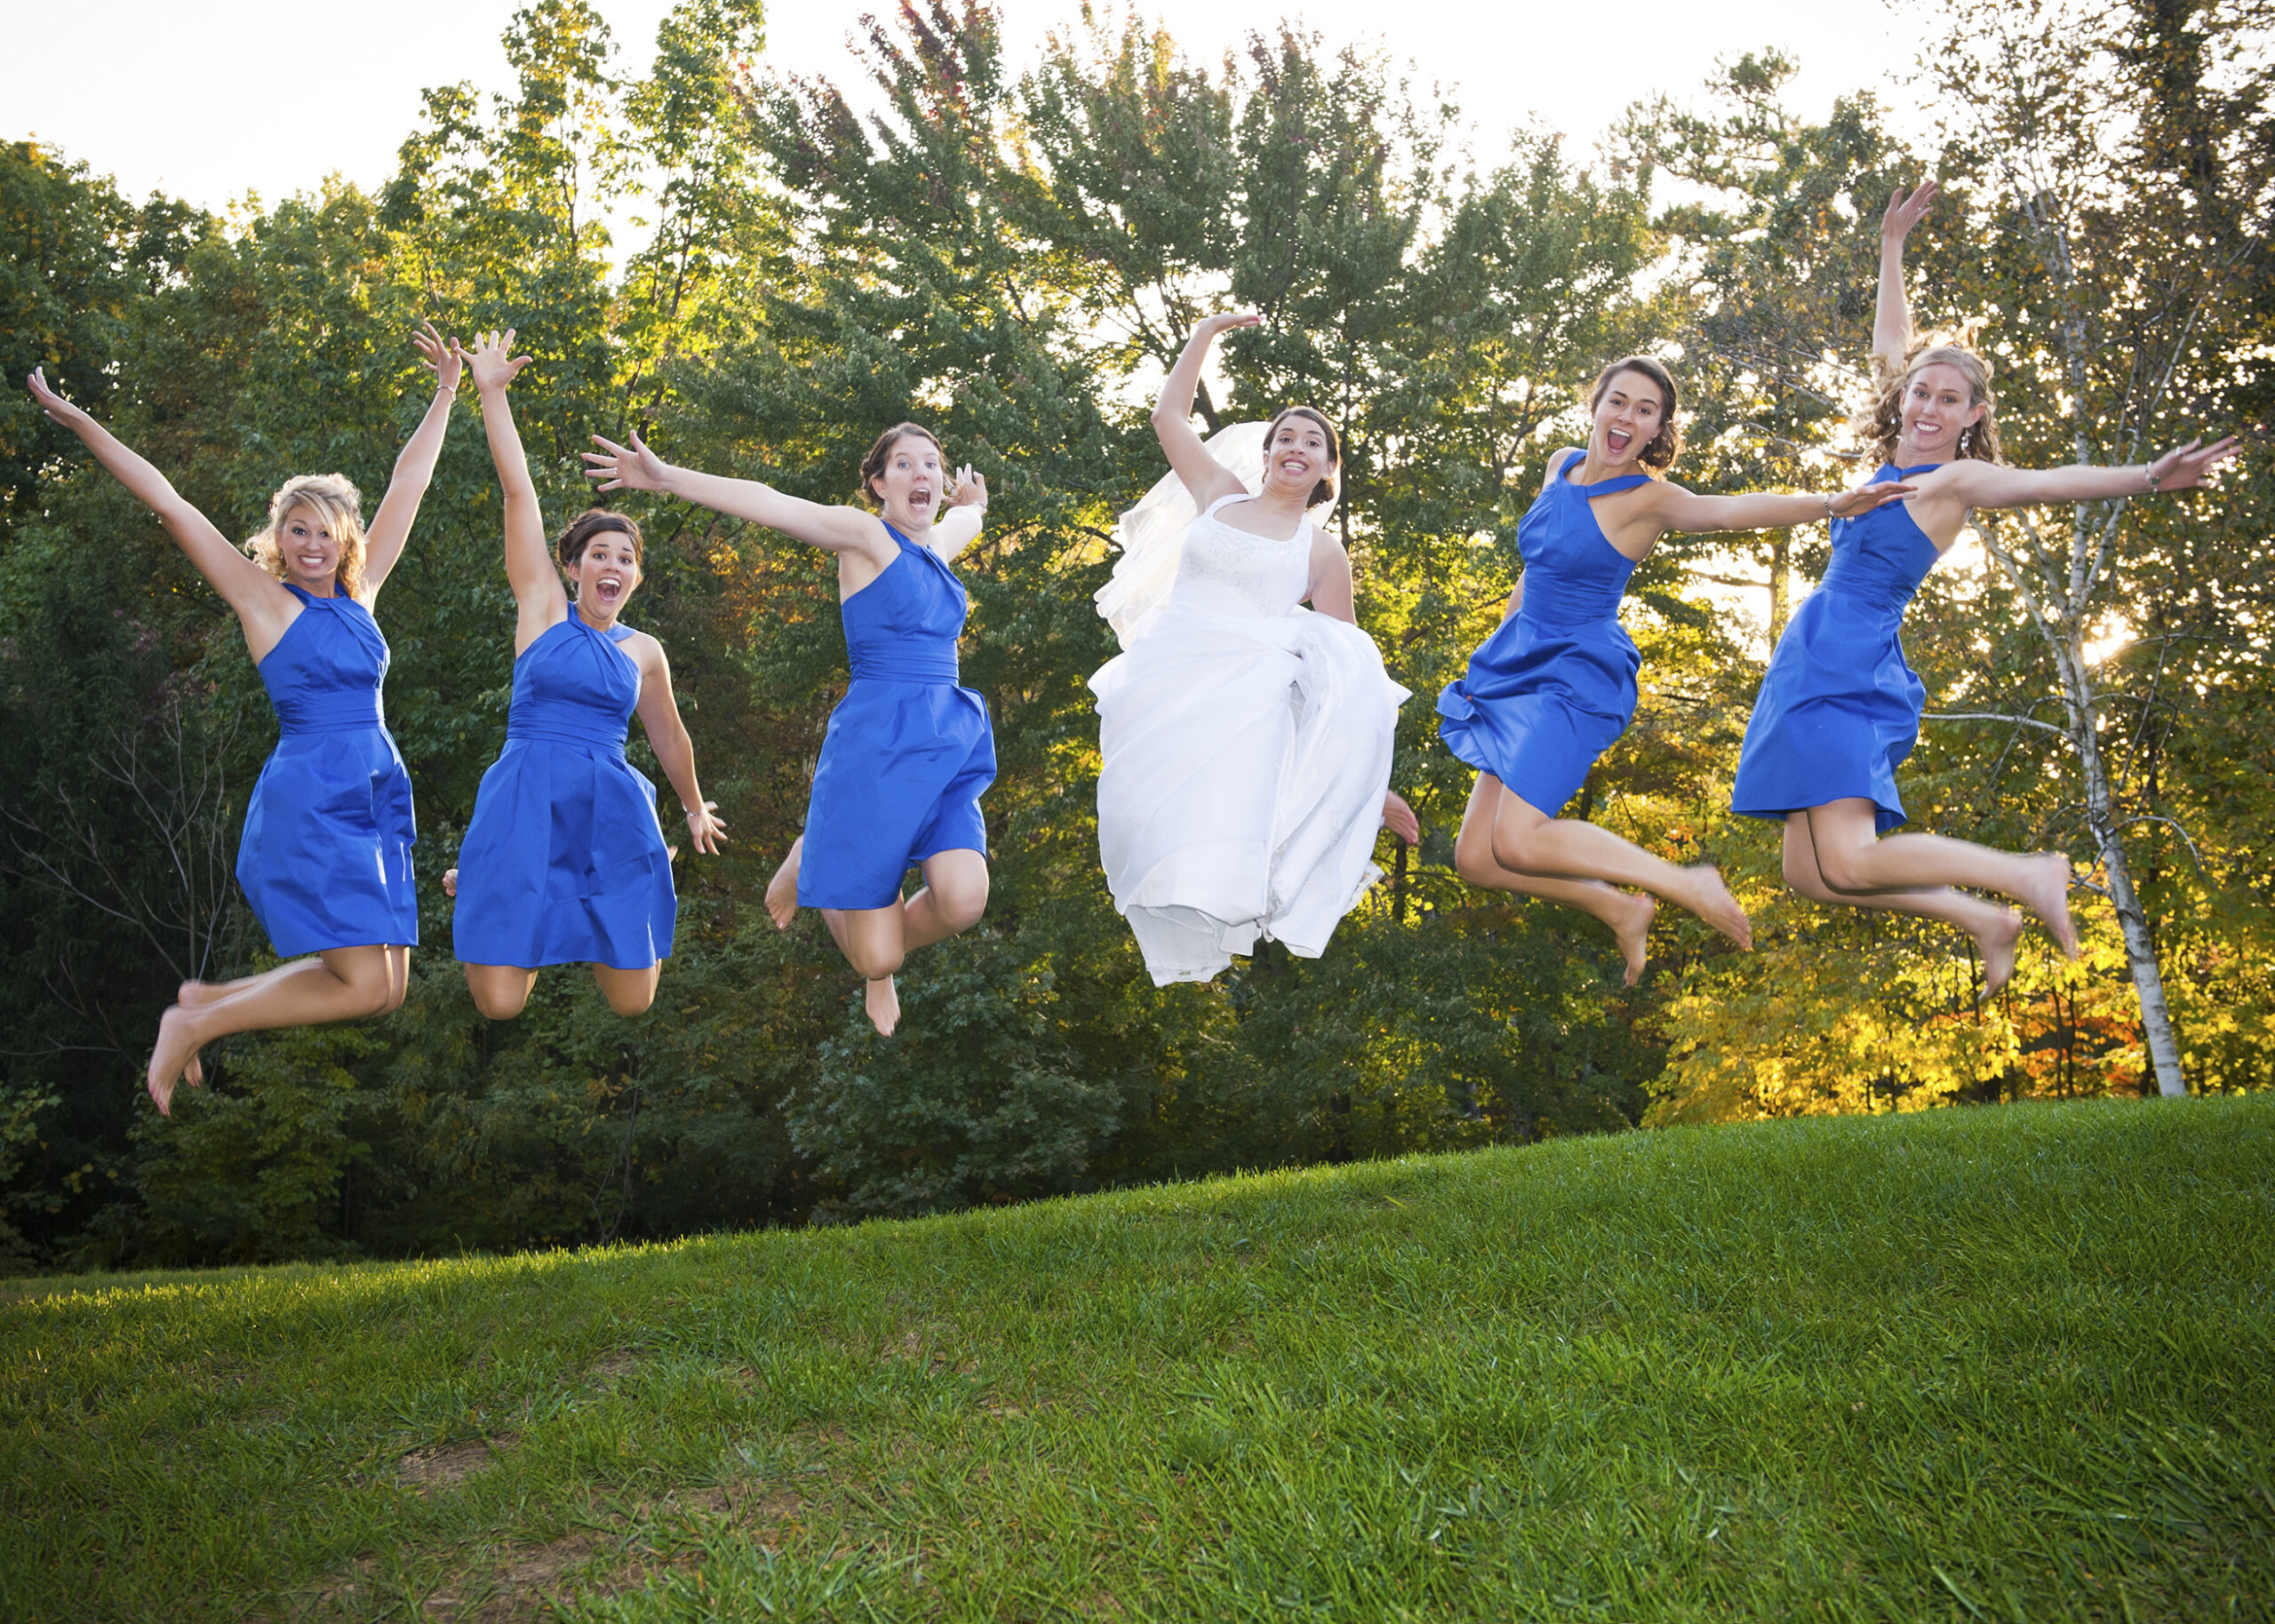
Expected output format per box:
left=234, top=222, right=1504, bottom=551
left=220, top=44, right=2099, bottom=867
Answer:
left=1, top=0, right=2269, bottom=1265
left=3, top=1098, right=2270, bottom=1619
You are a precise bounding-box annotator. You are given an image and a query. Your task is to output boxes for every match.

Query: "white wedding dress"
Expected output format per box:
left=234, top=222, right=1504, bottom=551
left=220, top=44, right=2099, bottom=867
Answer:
left=1090, top=430, right=1409, bottom=985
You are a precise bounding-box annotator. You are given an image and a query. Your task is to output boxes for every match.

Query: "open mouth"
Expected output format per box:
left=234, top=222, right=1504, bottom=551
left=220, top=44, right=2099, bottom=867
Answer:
left=593, top=575, right=626, bottom=606
left=1606, top=428, right=1633, bottom=454
left=908, top=487, right=934, bottom=511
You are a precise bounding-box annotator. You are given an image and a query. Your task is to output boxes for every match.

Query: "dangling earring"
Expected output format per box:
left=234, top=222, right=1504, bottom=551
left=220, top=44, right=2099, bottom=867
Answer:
left=1960, top=424, right=1974, bottom=453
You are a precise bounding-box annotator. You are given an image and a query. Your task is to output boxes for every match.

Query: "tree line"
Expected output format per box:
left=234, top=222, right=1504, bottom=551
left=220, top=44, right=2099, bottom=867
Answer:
left=1, top=0, right=2266, bottom=1269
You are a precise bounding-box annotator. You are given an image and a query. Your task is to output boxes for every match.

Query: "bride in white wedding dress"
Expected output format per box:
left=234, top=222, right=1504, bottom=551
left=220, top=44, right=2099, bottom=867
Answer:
left=1090, top=311, right=1418, bottom=985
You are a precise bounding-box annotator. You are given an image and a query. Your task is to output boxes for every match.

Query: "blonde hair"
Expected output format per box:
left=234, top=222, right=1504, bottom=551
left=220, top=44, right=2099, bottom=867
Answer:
left=244, top=474, right=370, bottom=600
left=1866, top=343, right=2001, bottom=466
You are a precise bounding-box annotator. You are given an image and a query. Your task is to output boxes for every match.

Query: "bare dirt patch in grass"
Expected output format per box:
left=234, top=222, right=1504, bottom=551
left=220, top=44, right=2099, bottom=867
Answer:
left=397, top=1437, right=513, bottom=1493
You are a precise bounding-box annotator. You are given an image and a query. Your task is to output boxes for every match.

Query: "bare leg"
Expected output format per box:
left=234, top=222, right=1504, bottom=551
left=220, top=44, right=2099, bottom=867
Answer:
left=1798, top=799, right=2078, bottom=967
left=464, top=962, right=541, bottom=1021
left=1454, top=776, right=1657, bottom=984
left=765, top=836, right=803, bottom=931
left=1464, top=773, right=1752, bottom=951
left=148, top=945, right=410, bottom=1115
left=591, top=962, right=663, bottom=1017
left=819, top=849, right=990, bottom=1037
left=1781, top=810, right=2026, bottom=998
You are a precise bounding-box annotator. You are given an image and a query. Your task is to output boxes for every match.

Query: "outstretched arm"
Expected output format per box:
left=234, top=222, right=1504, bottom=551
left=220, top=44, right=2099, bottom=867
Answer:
left=1643, top=477, right=1917, bottom=537
left=1942, top=436, right=2239, bottom=511
left=631, top=643, right=725, bottom=856
left=1152, top=313, right=1257, bottom=509
left=1875, top=182, right=1938, bottom=371
left=361, top=322, right=463, bottom=601
left=463, top=330, right=564, bottom=650
left=930, top=466, right=988, bottom=561
left=24, top=368, right=297, bottom=651
left=585, top=432, right=884, bottom=557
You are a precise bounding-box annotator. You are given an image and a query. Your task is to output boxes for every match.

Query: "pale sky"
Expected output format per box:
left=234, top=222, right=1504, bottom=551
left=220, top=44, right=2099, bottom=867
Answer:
left=10, top=0, right=1912, bottom=215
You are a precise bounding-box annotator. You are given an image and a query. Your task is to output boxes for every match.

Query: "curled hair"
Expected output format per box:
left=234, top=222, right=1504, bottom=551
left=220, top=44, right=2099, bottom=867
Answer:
left=244, top=474, right=369, bottom=599
left=1865, top=343, right=2001, bottom=465
left=556, top=508, right=643, bottom=569
left=1589, top=357, right=1681, bottom=471
left=1264, top=407, right=1341, bottom=507
left=858, top=422, right=946, bottom=506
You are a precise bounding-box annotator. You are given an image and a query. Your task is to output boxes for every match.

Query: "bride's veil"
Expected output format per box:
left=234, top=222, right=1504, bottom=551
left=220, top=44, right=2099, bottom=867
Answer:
left=1093, top=420, right=1334, bottom=649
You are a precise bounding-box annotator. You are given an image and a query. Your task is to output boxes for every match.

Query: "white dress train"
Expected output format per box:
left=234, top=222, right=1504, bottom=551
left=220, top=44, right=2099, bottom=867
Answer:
left=1090, top=489, right=1409, bottom=985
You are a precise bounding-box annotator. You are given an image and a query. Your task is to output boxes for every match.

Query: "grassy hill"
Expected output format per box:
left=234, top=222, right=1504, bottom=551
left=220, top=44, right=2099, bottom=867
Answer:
left=4, top=1095, right=2271, bottom=1621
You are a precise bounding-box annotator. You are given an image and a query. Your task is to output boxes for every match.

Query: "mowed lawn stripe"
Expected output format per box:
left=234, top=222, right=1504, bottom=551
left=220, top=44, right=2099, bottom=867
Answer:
left=2, top=1095, right=2269, bottom=1621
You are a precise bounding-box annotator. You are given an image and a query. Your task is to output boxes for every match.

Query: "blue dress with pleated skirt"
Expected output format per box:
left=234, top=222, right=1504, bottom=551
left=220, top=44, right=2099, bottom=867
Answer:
left=452, top=611, right=675, bottom=969
left=799, top=523, right=995, bottom=911
left=238, top=583, right=419, bottom=955
left=1732, top=464, right=1944, bottom=834
left=1438, top=454, right=1651, bottom=816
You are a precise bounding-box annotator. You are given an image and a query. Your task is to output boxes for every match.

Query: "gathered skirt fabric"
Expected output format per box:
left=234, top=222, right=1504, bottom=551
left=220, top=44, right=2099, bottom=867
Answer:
left=1731, top=588, right=1925, bottom=835
left=1091, top=605, right=1409, bottom=986
left=452, top=737, right=676, bottom=969
left=236, top=727, right=419, bottom=956
left=1436, top=614, right=1639, bottom=817
left=798, top=680, right=995, bottom=912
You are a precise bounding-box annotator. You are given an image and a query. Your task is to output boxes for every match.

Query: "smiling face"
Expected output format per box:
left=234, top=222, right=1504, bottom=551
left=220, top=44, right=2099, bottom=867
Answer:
left=276, top=506, right=344, bottom=592
left=867, top=432, right=946, bottom=529
left=565, top=527, right=643, bottom=621
left=1260, top=410, right=1337, bottom=506
left=1897, top=361, right=1988, bottom=460
left=1592, top=370, right=1667, bottom=471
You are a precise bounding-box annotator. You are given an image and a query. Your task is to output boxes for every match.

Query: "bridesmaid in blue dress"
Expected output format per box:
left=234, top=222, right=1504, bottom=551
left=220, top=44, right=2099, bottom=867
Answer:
left=1441, top=356, right=1920, bottom=985
left=586, top=420, right=992, bottom=1037
left=25, top=326, right=464, bottom=1113
left=1731, top=183, right=2237, bottom=996
left=452, top=332, right=723, bottom=1019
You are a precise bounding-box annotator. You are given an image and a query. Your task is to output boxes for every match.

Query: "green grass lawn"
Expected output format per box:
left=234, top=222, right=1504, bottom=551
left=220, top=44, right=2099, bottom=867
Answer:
left=4, top=1096, right=2271, bottom=1622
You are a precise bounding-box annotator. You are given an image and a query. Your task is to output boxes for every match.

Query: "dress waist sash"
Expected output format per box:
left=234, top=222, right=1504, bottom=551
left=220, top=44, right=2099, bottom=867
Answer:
left=850, top=650, right=962, bottom=685
left=507, top=717, right=628, bottom=758
left=276, top=694, right=387, bottom=735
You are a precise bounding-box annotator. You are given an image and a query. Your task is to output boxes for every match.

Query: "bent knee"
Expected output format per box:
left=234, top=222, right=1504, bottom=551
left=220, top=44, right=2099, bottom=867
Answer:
left=1453, top=832, right=1499, bottom=888
left=939, top=891, right=988, bottom=935
left=1491, top=828, right=1545, bottom=875
left=846, top=946, right=906, bottom=982
left=603, top=991, right=656, bottom=1018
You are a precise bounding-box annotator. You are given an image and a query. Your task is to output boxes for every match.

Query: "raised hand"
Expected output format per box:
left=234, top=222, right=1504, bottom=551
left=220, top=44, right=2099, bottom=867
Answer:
left=1382, top=790, right=1420, bottom=845
left=462, top=329, right=533, bottom=394
left=946, top=465, right=989, bottom=511
left=684, top=800, right=728, bottom=856
left=584, top=430, right=671, bottom=493
left=1193, top=309, right=1264, bottom=343
left=1829, top=479, right=1918, bottom=519
left=25, top=366, right=91, bottom=430
left=1882, top=181, right=1940, bottom=245
left=2145, top=436, right=2240, bottom=492
left=412, top=322, right=464, bottom=392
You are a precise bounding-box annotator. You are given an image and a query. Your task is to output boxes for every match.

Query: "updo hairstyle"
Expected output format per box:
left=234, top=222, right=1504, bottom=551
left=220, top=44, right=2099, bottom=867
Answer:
left=858, top=422, right=946, bottom=506
left=1588, top=357, right=1682, bottom=471
left=1263, top=407, right=1341, bottom=508
left=556, top=509, right=644, bottom=568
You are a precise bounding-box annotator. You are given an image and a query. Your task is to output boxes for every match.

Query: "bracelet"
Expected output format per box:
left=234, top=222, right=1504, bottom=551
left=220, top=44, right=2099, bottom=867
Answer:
left=1821, top=494, right=1836, bottom=520
left=2143, top=466, right=2162, bottom=494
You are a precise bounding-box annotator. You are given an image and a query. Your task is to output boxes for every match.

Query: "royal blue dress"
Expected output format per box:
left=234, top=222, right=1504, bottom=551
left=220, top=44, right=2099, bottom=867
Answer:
left=1438, top=454, right=1651, bottom=816
left=799, top=523, right=994, bottom=911
left=452, top=612, right=675, bottom=969
left=238, top=585, right=419, bottom=956
left=1732, top=464, right=1944, bottom=833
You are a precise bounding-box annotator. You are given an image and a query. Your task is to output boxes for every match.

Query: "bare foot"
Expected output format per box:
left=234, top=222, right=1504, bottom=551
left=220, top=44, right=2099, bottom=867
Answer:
left=765, top=838, right=803, bottom=932
left=147, top=1006, right=202, bottom=1116
left=1683, top=864, right=1752, bottom=951
left=1611, top=892, right=1657, bottom=986
left=1973, top=906, right=2025, bottom=1002
left=2017, top=851, right=2079, bottom=958
left=174, top=982, right=220, bottom=1089
left=865, top=975, right=899, bottom=1037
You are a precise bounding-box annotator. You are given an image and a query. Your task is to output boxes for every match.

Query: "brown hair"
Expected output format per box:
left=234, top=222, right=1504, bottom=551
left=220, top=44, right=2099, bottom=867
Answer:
left=556, top=509, right=643, bottom=568
left=1589, top=357, right=1681, bottom=470
left=1264, top=407, right=1341, bottom=507
left=244, top=474, right=369, bottom=599
left=1865, top=343, right=2001, bottom=466
left=858, top=422, right=946, bottom=506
